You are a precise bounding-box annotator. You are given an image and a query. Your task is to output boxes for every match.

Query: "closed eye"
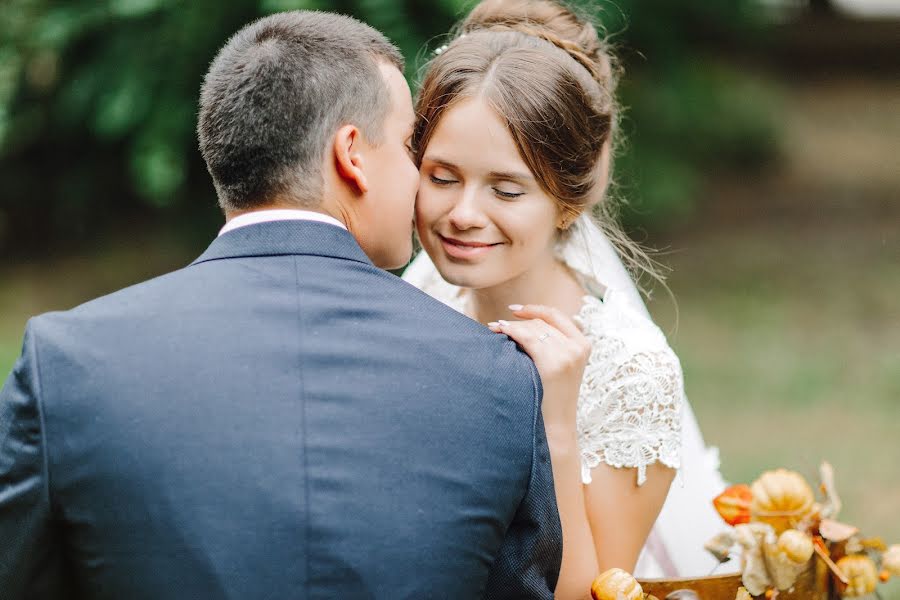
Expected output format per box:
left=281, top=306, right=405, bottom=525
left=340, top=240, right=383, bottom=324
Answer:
left=429, top=174, right=458, bottom=186
left=493, top=188, right=524, bottom=199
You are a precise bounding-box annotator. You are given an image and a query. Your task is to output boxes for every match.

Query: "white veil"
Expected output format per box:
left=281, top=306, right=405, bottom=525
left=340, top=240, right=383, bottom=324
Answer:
left=559, top=215, right=732, bottom=579
left=556, top=213, right=649, bottom=316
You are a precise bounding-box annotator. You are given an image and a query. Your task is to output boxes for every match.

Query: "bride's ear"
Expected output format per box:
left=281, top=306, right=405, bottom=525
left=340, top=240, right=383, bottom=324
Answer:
left=332, top=124, right=369, bottom=194
left=557, top=207, right=579, bottom=230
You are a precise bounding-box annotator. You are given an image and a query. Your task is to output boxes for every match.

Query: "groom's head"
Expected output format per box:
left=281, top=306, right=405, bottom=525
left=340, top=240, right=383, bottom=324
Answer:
left=198, top=11, right=419, bottom=269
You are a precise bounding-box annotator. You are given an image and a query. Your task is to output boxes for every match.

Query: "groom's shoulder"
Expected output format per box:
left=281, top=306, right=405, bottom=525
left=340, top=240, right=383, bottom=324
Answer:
left=28, top=264, right=198, bottom=335
left=384, top=274, right=541, bottom=388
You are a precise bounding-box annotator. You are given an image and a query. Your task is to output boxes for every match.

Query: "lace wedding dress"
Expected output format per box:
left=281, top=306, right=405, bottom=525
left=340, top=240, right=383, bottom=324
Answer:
left=402, top=215, right=733, bottom=578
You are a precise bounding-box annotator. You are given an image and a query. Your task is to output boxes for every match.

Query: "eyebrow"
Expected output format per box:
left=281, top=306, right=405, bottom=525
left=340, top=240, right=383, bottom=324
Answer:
left=424, top=156, right=534, bottom=183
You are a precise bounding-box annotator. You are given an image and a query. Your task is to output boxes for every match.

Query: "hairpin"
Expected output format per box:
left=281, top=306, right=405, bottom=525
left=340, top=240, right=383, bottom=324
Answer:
left=433, top=34, right=466, bottom=56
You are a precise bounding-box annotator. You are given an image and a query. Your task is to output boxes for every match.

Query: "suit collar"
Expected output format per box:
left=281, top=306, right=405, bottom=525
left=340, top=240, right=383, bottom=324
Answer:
left=190, top=220, right=373, bottom=267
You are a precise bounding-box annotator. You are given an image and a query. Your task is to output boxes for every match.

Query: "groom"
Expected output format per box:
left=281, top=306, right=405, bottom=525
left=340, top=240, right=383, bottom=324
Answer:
left=0, top=10, right=562, bottom=600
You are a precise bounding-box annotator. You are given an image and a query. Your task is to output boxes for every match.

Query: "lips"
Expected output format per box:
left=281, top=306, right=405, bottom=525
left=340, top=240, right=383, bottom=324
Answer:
left=438, top=235, right=501, bottom=260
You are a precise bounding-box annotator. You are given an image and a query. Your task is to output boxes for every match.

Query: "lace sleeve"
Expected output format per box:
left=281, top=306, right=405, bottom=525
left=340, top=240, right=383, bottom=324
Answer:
left=574, top=294, right=684, bottom=486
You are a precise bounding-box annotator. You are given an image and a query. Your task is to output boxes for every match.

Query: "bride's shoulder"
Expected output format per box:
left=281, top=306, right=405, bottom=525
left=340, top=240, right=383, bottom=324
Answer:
left=574, top=289, right=685, bottom=404
left=574, top=291, right=685, bottom=484
left=574, top=291, right=677, bottom=360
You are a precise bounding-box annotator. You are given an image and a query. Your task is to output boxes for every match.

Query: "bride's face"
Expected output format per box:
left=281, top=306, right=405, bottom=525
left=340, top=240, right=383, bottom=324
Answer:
left=415, top=98, right=562, bottom=290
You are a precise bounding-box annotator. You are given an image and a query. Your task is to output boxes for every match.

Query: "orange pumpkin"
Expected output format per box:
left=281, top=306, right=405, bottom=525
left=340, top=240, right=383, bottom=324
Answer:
left=750, top=469, right=815, bottom=534
left=713, top=484, right=753, bottom=526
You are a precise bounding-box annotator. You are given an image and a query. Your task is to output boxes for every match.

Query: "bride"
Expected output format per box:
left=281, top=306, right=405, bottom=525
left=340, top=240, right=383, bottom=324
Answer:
left=403, top=0, right=730, bottom=595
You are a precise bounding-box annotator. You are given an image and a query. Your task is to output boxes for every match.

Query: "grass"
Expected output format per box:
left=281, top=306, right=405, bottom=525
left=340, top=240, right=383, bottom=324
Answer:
left=648, top=214, right=900, bottom=598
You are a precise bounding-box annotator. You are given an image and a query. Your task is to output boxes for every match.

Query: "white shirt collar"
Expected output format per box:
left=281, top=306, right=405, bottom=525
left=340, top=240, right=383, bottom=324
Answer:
left=218, top=209, right=347, bottom=237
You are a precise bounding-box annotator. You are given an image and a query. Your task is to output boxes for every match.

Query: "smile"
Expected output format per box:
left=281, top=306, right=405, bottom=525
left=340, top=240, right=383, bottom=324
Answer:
left=438, top=235, right=502, bottom=260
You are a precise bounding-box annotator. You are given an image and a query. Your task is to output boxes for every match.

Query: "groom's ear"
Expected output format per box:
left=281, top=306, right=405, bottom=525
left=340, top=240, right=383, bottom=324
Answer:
left=332, top=125, right=370, bottom=194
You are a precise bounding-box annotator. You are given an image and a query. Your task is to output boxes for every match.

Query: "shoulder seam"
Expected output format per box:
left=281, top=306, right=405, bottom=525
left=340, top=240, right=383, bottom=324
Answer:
left=293, top=257, right=310, bottom=596
left=26, top=320, right=54, bottom=512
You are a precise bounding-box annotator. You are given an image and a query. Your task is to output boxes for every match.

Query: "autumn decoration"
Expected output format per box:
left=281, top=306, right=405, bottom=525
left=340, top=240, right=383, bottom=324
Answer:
left=705, top=461, right=897, bottom=598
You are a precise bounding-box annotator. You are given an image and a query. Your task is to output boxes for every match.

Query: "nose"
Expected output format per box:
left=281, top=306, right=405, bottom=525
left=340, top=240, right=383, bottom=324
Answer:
left=447, top=185, right=488, bottom=231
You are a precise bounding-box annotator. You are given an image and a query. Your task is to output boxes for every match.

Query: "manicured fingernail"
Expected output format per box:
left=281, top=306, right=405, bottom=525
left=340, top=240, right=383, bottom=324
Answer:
left=498, top=320, right=509, bottom=326
left=487, top=321, right=499, bottom=328
left=508, top=304, right=524, bottom=311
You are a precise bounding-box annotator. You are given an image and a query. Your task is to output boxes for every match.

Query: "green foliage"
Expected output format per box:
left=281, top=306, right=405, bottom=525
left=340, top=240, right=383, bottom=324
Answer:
left=0, top=0, right=780, bottom=253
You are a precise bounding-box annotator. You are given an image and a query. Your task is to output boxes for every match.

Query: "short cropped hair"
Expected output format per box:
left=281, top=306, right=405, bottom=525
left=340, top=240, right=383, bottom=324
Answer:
left=198, top=11, right=404, bottom=211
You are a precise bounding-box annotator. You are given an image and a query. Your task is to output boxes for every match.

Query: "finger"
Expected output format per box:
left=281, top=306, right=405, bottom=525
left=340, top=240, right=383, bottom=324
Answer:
left=508, top=304, right=583, bottom=340
left=493, top=318, right=560, bottom=358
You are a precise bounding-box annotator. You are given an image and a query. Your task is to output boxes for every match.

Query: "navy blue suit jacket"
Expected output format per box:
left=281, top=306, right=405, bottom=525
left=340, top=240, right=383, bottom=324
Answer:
left=0, top=221, right=562, bottom=599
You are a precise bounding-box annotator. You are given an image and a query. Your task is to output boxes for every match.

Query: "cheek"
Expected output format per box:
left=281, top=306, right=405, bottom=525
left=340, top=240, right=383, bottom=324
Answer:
left=503, top=206, right=553, bottom=240
left=403, top=156, right=419, bottom=189
left=414, top=187, right=442, bottom=226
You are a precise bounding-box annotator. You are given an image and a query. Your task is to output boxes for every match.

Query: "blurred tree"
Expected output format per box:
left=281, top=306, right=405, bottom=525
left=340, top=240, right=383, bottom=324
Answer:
left=0, top=0, right=779, bottom=255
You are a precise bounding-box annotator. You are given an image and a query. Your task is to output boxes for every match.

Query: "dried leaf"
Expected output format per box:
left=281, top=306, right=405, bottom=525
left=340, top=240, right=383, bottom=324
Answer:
left=764, top=536, right=807, bottom=591
left=819, top=461, right=842, bottom=519
left=705, top=531, right=738, bottom=563
left=735, top=523, right=776, bottom=596
left=813, top=536, right=849, bottom=585
left=819, top=519, right=859, bottom=543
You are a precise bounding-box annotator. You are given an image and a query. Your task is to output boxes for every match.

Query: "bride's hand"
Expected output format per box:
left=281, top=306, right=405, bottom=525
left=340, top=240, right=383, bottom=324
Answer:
left=488, top=304, right=591, bottom=427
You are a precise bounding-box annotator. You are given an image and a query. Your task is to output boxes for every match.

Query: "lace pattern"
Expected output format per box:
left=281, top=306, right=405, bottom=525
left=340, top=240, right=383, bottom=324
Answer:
left=573, top=294, right=683, bottom=486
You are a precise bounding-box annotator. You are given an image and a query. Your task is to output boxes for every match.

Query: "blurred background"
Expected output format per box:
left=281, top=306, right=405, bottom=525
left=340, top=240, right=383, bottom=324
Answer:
left=1, top=0, right=897, bottom=589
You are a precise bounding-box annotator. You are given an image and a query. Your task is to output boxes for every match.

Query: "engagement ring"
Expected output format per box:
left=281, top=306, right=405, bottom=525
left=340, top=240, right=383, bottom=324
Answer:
left=537, top=332, right=551, bottom=342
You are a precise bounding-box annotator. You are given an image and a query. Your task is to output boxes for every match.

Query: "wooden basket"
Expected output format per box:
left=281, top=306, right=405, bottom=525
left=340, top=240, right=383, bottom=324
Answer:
left=638, top=558, right=833, bottom=599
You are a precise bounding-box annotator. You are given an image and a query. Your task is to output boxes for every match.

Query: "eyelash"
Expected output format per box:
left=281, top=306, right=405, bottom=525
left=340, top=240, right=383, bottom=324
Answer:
left=429, top=175, right=456, bottom=186
left=429, top=175, right=524, bottom=199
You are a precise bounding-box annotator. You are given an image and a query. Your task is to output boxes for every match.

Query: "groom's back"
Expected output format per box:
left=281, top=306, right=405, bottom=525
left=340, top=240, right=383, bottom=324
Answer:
left=2, top=221, right=559, bottom=599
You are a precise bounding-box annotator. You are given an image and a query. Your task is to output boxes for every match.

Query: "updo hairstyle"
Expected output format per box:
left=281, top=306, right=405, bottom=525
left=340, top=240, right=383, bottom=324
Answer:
left=414, top=0, right=661, bottom=287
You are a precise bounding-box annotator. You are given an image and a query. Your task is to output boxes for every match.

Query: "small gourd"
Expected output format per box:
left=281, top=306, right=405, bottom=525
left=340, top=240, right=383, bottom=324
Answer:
left=777, top=529, right=814, bottom=564
left=734, top=587, right=752, bottom=600
left=591, top=568, right=643, bottom=600
left=750, top=469, right=815, bottom=533
left=835, top=554, right=878, bottom=597
left=883, top=544, right=900, bottom=577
